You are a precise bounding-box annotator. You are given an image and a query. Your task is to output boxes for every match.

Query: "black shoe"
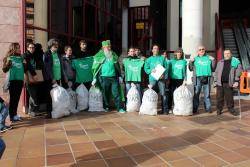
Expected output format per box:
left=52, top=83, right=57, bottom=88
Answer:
left=0, top=126, right=13, bottom=133
left=229, top=109, right=239, bottom=116
left=45, top=113, right=52, bottom=119
left=217, top=110, right=222, bottom=115
left=206, top=109, right=213, bottom=113
left=193, top=110, right=198, bottom=115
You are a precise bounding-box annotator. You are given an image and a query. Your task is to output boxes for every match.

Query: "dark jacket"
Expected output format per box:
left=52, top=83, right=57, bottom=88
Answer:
left=23, top=51, right=44, bottom=76
left=43, top=50, right=64, bottom=81
left=61, top=55, right=75, bottom=82
left=188, top=54, right=216, bottom=85
left=214, top=58, right=242, bottom=87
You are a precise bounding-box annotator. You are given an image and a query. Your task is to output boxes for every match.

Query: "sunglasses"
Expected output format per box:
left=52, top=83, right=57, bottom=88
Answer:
left=199, top=48, right=205, bottom=51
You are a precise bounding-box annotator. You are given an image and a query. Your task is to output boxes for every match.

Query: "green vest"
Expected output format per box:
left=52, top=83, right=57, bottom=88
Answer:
left=72, top=56, right=94, bottom=83
left=194, top=55, right=212, bottom=77
left=123, top=58, right=144, bottom=82
left=52, top=52, right=61, bottom=80
left=170, top=59, right=187, bottom=79
left=8, top=56, right=24, bottom=81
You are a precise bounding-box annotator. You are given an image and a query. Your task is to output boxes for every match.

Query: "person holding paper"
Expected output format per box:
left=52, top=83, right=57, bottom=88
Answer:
left=189, top=46, right=216, bottom=114
left=168, top=48, right=187, bottom=110
left=144, top=44, right=169, bottom=114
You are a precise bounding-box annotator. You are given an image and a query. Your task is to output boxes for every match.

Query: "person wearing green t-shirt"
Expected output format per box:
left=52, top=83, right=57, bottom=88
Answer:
left=2, top=43, right=24, bottom=122
left=144, top=44, right=169, bottom=114
left=92, top=40, right=125, bottom=113
left=189, top=46, right=216, bottom=114
left=168, top=48, right=187, bottom=110
left=123, top=47, right=144, bottom=101
left=43, top=39, right=64, bottom=118
left=72, top=56, right=94, bottom=90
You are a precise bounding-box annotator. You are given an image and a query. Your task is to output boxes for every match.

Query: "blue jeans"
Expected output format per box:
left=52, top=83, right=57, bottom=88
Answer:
left=0, top=138, right=5, bottom=159
left=0, top=104, right=8, bottom=129
left=193, top=77, right=211, bottom=112
left=150, top=80, right=169, bottom=113
left=125, top=82, right=142, bottom=102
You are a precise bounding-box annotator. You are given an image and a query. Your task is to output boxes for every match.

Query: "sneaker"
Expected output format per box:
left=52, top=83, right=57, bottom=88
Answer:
left=0, top=126, right=13, bottom=133
left=206, top=109, right=212, bottom=113
left=29, top=111, right=37, bottom=117
left=104, top=108, right=110, bottom=112
left=118, top=109, right=126, bottom=113
left=229, top=109, right=239, bottom=116
left=12, top=115, right=22, bottom=122
left=217, top=110, right=222, bottom=115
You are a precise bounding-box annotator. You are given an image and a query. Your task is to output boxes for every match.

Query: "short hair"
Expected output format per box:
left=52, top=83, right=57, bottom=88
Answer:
left=128, top=46, right=134, bottom=52
left=47, top=38, right=59, bottom=49
left=79, top=40, right=86, bottom=45
left=152, top=44, right=160, bottom=50
left=26, top=42, right=34, bottom=48
left=64, top=45, right=72, bottom=52
left=224, top=48, right=232, bottom=53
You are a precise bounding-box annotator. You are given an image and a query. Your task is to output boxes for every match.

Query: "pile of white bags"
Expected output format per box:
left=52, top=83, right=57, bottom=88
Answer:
left=50, top=84, right=70, bottom=119
left=88, top=86, right=104, bottom=112
left=139, top=85, right=158, bottom=116
left=67, top=88, right=78, bottom=114
left=76, top=84, right=89, bottom=111
left=173, top=85, right=193, bottom=116
left=126, top=83, right=141, bottom=112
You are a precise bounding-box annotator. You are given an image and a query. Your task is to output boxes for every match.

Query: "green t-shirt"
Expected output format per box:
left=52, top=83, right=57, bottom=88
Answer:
left=72, top=56, right=94, bottom=83
left=101, top=59, right=116, bottom=77
left=194, top=55, right=212, bottom=77
left=52, top=52, right=61, bottom=80
left=144, top=55, right=169, bottom=82
left=170, top=59, right=187, bottom=79
left=123, top=58, right=144, bottom=82
left=8, top=56, right=24, bottom=81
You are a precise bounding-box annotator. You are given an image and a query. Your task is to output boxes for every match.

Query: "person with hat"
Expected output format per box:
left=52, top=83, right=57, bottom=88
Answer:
left=92, top=40, right=125, bottom=113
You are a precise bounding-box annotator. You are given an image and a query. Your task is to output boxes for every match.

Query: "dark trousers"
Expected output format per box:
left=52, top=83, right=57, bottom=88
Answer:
left=27, top=84, right=40, bottom=113
left=74, top=81, right=91, bottom=91
left=100, top=77, right=122, bottom=110
left=216, top=83, right=234, bottom=111
left=44, top=80, right=53, bottom=114
left=0, top=139, right=5, bottom=159
left=9, top=80, right=23, bottom=120
left=168, top=79, right=184, bottom=109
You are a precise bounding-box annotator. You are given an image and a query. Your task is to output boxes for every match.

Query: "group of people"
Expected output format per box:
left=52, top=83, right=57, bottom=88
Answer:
left=0, top=38, right=243, bottom=133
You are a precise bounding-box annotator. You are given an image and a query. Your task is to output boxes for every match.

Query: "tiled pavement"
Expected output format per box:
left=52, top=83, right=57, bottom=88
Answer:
left=1, top=99, right=250, bottom=167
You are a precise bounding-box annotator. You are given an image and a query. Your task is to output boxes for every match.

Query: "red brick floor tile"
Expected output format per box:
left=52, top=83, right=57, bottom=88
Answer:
left=194, top=154, right=228, bottom=167
left=47, top=153, right=75, bottom=166
left=16, top=156, right=45, bottom=167
left=122, top=143, right=151, bottom=156
left=133, top=153, right=166, bottom=166
left=197, top=142, right=226, bottom=153
left=156, top=150, right=186, bottom=162
left=77, top=159, right=107, bottom=167
left=46, top=144, right=71, bottom=155
left=234, top=147, right=250, bottom=157
left=213, top=150, right=248, bottom=164
left=105, top=156, right=136, bottom=167
left=169, top=158, right=200, bottom=167
left=0, top=159, right=17, bottom=167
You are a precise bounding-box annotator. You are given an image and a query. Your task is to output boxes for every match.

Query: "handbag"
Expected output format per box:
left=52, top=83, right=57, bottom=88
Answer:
left=27, top=70, right=44, bottom=83
left=2, top=72, right=10, bottom=93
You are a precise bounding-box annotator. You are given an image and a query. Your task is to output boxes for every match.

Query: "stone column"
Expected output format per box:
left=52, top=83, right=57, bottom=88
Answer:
left=167, top=0, right=179, bottom=51
left=34, top=0, right=48, bottom=50
left=122, top=7, right=128, bottom=54
left=182, top=0, right=203, bottom=84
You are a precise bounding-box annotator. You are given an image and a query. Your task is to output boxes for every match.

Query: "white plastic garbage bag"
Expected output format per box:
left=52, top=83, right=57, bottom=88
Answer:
left=76, top=84, right=89, bottom=111
left=126, top=83, right=141, bottom=112
left=139, top=85, right=158, bottom=115
left=173, top=85, right=193, bottom=116
left=50, top=84, right=70, bottom=119
left=67, top=88, right=78, bottom=114
left=88, top=86, right=104, bottom=112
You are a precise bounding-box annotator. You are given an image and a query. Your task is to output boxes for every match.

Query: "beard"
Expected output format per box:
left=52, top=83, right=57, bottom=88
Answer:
left=104, top=49, right=112, bottom=60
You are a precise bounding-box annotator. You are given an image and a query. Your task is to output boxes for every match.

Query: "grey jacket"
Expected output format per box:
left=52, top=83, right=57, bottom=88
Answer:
left=214, top=58, right=242, bottom=87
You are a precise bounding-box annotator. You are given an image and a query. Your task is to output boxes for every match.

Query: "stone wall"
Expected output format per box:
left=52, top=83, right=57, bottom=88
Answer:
left=0, top=0, right=22, bottom=98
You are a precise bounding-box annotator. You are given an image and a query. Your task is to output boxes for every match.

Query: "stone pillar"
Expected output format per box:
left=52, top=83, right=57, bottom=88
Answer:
left=122, top=7, right=128, bottom=54
left=182, top=0, right=203, bottom=84
left=34, top=0, right=48, bottom=50
left=167, top=0, right=179, bottom=51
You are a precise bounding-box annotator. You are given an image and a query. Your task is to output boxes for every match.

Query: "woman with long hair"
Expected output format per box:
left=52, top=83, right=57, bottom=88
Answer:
left=2, top=43, right=25, bottom=122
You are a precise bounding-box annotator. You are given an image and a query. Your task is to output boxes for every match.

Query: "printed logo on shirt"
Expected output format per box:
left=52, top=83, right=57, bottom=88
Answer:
left=12, top=62, right=22, bottom=69
left=53, top=59, right=60, bottom=65
left=128, top=65, right=139, bottom=72
left=197, top=60, right=209, bottom=66
left=79, top=63, right=89, bottom=69
left=175, top=64, right=184, bottom=69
